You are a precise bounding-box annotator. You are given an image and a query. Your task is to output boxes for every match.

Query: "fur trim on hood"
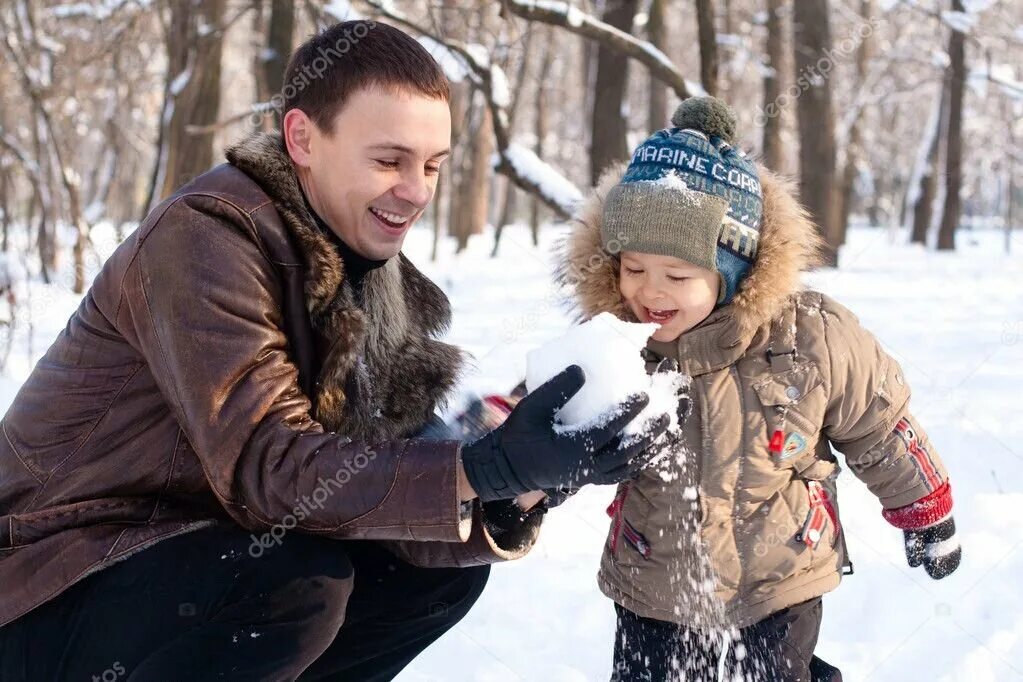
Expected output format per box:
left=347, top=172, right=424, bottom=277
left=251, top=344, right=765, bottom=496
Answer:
left=555, top=161, right=824, bottom=342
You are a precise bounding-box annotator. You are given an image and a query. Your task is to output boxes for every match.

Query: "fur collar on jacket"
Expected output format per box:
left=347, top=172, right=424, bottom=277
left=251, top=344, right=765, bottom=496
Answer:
left=226, top=132, right=463, bottom=440
left=556, top=161, right=824, bottom=347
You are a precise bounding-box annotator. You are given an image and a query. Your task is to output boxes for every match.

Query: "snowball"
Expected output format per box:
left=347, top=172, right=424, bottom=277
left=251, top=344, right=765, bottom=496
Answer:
left=525, top=312, right=686, bottom=439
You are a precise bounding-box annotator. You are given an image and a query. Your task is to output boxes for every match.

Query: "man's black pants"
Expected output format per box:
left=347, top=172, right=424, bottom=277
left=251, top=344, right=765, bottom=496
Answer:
left=0, top=523, right=490, bottom=681
left=612, top=598, right=842, bottom=682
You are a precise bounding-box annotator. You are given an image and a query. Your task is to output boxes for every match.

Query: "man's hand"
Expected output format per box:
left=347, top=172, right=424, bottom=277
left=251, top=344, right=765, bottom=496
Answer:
left=460, top=365, right=670, bottom=502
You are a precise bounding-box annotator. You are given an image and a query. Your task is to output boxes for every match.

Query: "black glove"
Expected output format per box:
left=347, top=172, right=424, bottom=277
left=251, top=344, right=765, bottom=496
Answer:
left=481, top=499, right=547, bottom=538
left=461, top=365, right=670, bottom=502
left=904, top=515, right=961, bottom=579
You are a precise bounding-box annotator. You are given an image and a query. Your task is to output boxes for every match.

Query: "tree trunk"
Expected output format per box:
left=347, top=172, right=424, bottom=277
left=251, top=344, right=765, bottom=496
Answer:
left=761, top=0, right=786, bottom=172
left=250, top=0, right=269, bottom=128
left=0, top=170, right=9, bottom=253
left=1006, top=83, right=1018, bottom=254
left=147, top=0, right=227, bottom=211
left=589, top=0, right=638, bottom=186
left=452, top=97, right=493, bottom=253
left=647, top=0, right=668, bottom=131
left=792, top=0, right=839, bottom=266
left=437, top=0, right=468, bottom=259
left=937, top=0, right=966, bottom=251
left=492, top=25, right=536, bottom=256
left=263, top=0, right=294, bottom=130
left=695, top=0, right=719, bottom=97
left=837, top=0, right=873, bottom=242
left=30, top=114, right=56, bottom=281
left=530, top=28, right=555, bottom=246
left=1007, top=155, right=1015, bottom=255
left=910, top=82, right=948, bottom=245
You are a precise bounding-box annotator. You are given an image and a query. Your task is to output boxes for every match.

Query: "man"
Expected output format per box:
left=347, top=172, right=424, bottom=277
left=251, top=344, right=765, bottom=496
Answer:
left=0, top=21, right=667, bottom=680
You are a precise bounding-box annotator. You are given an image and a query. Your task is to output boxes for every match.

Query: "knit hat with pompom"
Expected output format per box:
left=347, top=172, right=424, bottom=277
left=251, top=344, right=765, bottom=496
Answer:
left=601, top=96, right=762, bottom=305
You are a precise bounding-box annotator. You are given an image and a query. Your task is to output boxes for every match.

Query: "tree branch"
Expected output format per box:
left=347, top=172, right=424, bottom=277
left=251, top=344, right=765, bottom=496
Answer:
left=498, top=0, right=696, bottom=99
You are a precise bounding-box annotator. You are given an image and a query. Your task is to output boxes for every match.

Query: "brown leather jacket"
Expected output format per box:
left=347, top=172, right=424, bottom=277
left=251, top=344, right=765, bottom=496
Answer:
left=0, top=132, right=540, bottom=629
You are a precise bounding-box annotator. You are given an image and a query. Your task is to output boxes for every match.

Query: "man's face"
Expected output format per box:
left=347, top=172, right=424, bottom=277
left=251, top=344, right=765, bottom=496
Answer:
left=287, top=86, right=451, bottom=260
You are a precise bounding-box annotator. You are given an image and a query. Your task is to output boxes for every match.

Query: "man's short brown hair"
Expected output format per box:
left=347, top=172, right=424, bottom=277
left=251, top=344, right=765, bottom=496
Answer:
left=281, top=20, right=449, bottom=133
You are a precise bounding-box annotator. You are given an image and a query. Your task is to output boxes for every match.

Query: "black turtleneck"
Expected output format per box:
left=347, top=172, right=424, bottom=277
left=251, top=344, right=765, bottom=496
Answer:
left=309, top=207, right=388, bottom=292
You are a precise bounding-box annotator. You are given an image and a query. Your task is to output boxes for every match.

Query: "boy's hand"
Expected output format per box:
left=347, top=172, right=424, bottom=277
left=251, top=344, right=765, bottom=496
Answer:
left=460, top=365, right=670, bottom=502
left=882, top=481, right=961, bottom=579
left=903, top=516, right=961, bottom=579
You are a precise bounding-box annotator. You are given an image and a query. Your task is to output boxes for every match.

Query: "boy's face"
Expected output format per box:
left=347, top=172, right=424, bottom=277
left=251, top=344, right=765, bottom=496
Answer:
left=285, top=86, right=451, bottom=260
left=618, top=251, right=720, bottom=342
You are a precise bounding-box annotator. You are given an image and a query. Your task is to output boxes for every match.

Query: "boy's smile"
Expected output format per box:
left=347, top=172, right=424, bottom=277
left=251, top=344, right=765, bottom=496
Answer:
left=618, top=251, right=721, bottom=342
left=639, top=307, right=679, bottom=324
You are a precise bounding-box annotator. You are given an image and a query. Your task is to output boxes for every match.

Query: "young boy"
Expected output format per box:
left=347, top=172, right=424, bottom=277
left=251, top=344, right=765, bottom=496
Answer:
left=557, top=97, right=962, bottom=681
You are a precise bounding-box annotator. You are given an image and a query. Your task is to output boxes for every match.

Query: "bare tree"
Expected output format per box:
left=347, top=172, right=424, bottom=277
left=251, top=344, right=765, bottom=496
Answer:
left=937, top=0, right=966, bottom=251
left=147, top=0, right=227, bottom=211
left=647, top=0, right=669, bottom=131
left=837, top=0, right=875, bottom=243
left=452, top=97, right=494, bottom=252
left=589, top=0, right=639, bottom=185
left=263, top=0, right=294, bottom=129
left=792, top=0, right=839, bottom=265
left=492, top=24, right=536, bottom=256
left=530, top=26, right=556, bottom=246
left=909, top=81, right=949, bottom=245
left=761, top=0, right=787, bottom=172
left=695, top=0, right=719, bottom=97
left=0, top=0, right=91, bottom=291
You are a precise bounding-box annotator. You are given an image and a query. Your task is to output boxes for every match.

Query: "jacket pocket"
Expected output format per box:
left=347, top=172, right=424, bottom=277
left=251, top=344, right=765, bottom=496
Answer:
left=606, top=482, right=653, bottom=564
left=752, top=363, right=826, bottom=467
left=795, top=480, right=839, bottom=551
left=752, top=477, right=838, bottom=585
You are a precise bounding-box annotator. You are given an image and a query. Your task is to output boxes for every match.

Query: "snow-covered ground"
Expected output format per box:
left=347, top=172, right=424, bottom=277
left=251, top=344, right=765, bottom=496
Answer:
left=1, top=223, right=1021, bottom=681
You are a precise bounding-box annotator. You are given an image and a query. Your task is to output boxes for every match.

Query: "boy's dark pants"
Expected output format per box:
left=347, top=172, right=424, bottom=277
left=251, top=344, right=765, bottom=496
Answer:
left=0, top=523, right=489, bottom=681
left=612, top=598, right=842, bottom=682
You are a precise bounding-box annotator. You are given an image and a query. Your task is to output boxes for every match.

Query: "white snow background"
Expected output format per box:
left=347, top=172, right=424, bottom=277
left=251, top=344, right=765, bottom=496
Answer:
left=1, top=222, right=1020, bottom=681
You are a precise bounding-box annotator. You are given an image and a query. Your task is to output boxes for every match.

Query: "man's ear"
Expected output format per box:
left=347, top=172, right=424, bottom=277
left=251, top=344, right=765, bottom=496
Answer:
left=283, top=108, right=314, bottom=169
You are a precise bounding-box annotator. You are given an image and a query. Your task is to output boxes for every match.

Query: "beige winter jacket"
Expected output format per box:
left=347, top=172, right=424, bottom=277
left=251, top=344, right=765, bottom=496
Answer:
left=557, top=162, right=949, bottom=629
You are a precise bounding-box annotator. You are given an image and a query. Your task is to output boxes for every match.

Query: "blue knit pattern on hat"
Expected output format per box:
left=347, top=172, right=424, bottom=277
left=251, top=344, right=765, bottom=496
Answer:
left=621, top=127, right=763, bottom=303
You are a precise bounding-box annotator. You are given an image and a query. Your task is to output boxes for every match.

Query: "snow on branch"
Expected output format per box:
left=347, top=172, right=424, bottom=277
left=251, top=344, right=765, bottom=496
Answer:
left=48, top=0, right=150, bottom=22
left=941, top=10, right=977, bottom=34
left=498, top=144, right=583, bottom=214
left=363, top=0, right=583, bottom=219
left=0, top=128, right=42, bottom=178
left=500, top=0, right=694, bottom=100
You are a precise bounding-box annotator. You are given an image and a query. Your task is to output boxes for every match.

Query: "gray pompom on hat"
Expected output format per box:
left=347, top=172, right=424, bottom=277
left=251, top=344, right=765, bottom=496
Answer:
left=671, top=96, right=738, bottom=143
left=602, top=96, right=763, bottom=305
